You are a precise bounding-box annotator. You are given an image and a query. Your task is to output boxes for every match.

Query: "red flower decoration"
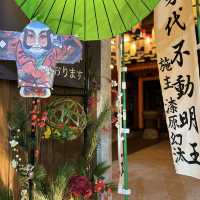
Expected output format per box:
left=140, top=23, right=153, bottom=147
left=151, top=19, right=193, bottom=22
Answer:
left=31, top=122, right=36, bottom=126
left=57, top=123, right=64, bottom=128
left=84, top=189, right=93, bottom=199
left=69, top=175, right=93, bottom=199
left=31, top=114, right=37, bottom=121
left=94, top=179, right=105, bottom=192
left=38, top=122, right=46, bottom=128
left=107, top=187, right=112, bottom=193
left=31, top=108, right=48, bottom=128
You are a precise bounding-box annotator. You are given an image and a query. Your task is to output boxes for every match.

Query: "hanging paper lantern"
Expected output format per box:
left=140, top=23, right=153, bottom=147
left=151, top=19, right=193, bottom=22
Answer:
left=0, top=21, right=82, bottom=98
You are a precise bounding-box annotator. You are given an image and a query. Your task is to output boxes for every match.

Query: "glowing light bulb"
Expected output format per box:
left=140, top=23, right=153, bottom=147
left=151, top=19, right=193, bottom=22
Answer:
left=130, top=41, right=137, bottom=56
left=144, top=36, right=151, bottom=54
left=124, top=34, right=131, bottom=42
left=110, top=64, right=114, bottom=70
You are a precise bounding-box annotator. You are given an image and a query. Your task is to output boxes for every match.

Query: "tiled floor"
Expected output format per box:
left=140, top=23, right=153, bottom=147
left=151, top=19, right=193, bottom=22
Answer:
left=112, top=140, right=200, bottom=200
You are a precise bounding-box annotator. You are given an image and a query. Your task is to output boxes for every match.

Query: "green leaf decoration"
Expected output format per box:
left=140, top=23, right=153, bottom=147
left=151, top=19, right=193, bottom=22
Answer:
left=33, top=164, right=75, bottom=200
left=33, top=165, right=47, bottom=192
left=7, top=101, right=28, bottom=131
left=85, top=104, right=111, bottom=162
left=93, top=162, right=110, bottom=179
left=7, top=99, right=114, bottom=199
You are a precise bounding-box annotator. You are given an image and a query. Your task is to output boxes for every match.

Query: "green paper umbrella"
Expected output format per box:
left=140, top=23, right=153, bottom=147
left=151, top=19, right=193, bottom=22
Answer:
left=15, top=0, right=160, bottom=41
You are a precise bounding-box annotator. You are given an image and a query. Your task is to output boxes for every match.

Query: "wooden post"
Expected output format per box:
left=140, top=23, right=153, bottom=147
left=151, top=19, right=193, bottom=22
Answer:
left=97, top=40, right=112, bottom=183
left=0, top=81, right=12, bottom=189
left=138, top=77, right=144, bottom=129
left=0, top=80, right=20, bottom=198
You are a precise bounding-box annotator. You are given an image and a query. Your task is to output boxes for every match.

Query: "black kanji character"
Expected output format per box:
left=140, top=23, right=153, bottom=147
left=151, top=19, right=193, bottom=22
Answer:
left=189, top=143, right=200, bottom=164
left=173, top=75, right=184, bottom=98
left=168, top=115, right=179, bottom=130
left=179, top=111, right=188, bottom=128
left=171, top=40, right=190, bottom=67
left=173, top=75, right=194, bottom=99
left=175, top=147, right=187, bottom=163
left=159, top=57, right=172, bottom=72
left=175, top=145, right=200, bottom=165
left=171, top=132, right=182, bottom=145
left=165, top=7, right=186, bottom=36
left=184, top=75, right=194, bottom=98
left=165, top=0, right=176, bottom=6
left=189, top=106, right=199, bottom=133
left=166, top=97, right=177, bottom=114
left=164, top=76, right=173, bottom=90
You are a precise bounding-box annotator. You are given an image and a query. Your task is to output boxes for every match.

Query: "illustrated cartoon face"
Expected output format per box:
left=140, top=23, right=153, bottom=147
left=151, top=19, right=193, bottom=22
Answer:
left=22, top=21, right=53, bottom=58
left=0, top=20, right=82, bottom=98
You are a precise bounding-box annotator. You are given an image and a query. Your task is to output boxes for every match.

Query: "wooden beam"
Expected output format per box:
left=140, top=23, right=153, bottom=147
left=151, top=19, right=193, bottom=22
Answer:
left=128, top=62, right=158, bottom=72
left=142, top=76, right=159, bottom=81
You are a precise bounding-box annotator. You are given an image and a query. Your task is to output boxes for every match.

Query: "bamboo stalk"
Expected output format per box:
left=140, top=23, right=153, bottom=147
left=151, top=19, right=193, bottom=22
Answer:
left=121, top=34, right=129, bottom=200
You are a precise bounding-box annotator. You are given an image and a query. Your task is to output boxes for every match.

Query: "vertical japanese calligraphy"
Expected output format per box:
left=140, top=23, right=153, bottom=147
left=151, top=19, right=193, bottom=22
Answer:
left=155, top=1, right=200, bottom=179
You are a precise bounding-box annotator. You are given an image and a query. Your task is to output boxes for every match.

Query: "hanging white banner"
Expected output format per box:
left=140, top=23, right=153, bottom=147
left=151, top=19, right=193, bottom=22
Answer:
left=155, top=0, right=200, bottom=179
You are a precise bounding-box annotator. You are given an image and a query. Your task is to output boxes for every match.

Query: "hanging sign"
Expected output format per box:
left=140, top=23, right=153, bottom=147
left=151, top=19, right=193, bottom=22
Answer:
left=0, top=61, right=85, bottom=89
left=54, top=62, right=85, bottom=88
left=0, top=21, right=82, bottom=98
left=155, top=0, right=200, bottom=178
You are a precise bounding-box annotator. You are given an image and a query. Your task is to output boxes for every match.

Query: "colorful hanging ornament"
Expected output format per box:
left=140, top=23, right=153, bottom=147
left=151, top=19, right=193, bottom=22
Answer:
left=0, top=21, right=82, bottom=98
left=46, top=98, right=87, bottom=140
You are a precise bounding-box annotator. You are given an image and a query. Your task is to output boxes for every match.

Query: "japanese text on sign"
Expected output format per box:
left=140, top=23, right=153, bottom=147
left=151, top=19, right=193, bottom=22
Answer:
left=155, top=0, right=200, bottom=178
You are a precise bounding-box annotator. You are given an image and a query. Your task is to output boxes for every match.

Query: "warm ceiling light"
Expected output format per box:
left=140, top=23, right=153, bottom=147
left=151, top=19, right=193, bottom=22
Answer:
left=152, top=28, right=155, bottom=41
left=111, top=39, right=115, bottom=45
left=124, top=34, right=131, bottom=42
left=144, top=36, right=152, bottom=54
left=130, top=41, right=137, bottom=56
left=145, top=36, right=151, bottom=44
left=110, top=64, right=114, bottom=69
